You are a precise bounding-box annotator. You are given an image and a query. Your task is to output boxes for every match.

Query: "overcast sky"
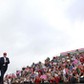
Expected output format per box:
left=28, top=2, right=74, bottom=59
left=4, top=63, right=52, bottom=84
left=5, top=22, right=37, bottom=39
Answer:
left=0, top=0, right=84, bottom=74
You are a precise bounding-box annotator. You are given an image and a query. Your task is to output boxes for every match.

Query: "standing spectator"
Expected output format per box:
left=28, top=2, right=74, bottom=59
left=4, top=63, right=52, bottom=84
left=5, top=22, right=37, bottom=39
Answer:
left=0, top=52, right=10, bottom=84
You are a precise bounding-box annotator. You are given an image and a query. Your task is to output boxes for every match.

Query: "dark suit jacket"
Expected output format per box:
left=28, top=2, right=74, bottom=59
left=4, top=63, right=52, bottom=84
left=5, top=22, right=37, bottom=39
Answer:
left=0, top=57, right=10, bottom=70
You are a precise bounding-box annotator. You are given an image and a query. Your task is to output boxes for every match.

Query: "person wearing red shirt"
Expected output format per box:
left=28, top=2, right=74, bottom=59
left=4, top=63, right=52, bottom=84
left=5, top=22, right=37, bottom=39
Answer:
left=34, top=76, right=41, bottom=84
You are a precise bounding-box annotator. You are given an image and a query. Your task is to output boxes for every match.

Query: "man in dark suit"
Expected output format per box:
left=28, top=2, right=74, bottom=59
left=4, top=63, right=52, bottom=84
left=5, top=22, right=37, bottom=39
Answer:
left=0, top=52, right=10, bottom=84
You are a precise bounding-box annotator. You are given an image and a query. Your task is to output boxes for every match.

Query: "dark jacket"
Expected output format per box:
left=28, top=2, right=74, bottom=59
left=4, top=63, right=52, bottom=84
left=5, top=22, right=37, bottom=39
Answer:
left=0, top=57, right=10, bottom=70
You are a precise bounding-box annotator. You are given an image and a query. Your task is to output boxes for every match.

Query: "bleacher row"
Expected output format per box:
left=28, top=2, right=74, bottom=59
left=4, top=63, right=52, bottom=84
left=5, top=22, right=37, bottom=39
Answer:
left=4, top=48, right=84, bottom=84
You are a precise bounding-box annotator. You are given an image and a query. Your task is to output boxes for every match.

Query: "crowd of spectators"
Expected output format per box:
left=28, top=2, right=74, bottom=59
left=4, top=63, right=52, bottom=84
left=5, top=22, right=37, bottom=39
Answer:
left=4, top=49, right=84, bottom=84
